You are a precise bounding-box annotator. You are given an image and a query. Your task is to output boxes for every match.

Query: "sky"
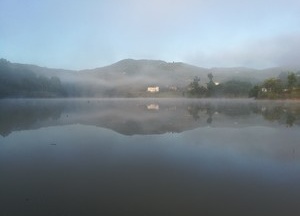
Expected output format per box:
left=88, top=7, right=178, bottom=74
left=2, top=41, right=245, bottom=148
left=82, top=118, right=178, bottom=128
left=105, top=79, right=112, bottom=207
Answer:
left=1, top=0, right=300, bottom=70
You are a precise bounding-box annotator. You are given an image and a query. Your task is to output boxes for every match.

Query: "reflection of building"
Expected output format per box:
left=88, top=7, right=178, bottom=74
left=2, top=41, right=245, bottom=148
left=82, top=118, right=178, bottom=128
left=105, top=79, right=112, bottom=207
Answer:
left=147, top=104, right=159, bottom=110
left=147, top=86, right=159, bottom=93
left=168, top=86, right=178, bottom=91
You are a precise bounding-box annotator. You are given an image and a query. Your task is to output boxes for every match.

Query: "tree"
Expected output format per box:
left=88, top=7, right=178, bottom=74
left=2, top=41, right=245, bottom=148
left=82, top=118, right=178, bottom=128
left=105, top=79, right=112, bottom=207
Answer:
left=262, top=78, right=283, bottom=94
left=222, top=80, right=253, bottom=97
left=249, top=85, right=260, bottom=98
left=287, top=72, right=297, bottom=90
left=208, top=73, right=213, bottom=82
left=188, top=76, right=207, bottom=97
left=258, top=78, right=283, bottom=99
left=206, top=73, right=215, bottom=97
left=188, top=76, right=200, bottom=96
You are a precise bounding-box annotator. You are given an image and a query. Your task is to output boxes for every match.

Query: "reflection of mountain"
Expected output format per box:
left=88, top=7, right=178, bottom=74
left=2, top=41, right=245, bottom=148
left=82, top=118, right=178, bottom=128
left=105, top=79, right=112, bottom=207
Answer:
left=0, top=99, right=64, bottom=136
left=0, top=99, right=300, bottom=136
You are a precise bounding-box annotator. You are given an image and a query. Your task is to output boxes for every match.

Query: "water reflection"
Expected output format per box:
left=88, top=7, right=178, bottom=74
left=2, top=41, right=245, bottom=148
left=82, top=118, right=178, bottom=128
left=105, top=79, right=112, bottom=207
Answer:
left=0, top=99, right=64, bottom=136
left=187, top=102, right=300, bottom=127
left=1, top=99, right=300, bottom=216
left=0, top=98, right=299, bottom=136
left=147, top=103, right=159, bottom=110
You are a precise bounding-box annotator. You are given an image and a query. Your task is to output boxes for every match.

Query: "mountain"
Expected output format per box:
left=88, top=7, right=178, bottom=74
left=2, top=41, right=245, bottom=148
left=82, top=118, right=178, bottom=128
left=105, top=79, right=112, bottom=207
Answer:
left=79, top=59, right=269, bottom=85
left=1, top=58, right=299, bottom=97
left=0, top=59, right=67, bottom=98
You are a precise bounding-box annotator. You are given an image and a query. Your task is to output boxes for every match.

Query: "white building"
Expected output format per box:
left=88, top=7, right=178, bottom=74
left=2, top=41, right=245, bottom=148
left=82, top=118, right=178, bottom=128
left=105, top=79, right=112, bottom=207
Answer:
left=147, top=86, right=159, bottom=93
left=147, top=104, right=159, bottom=110
left=261, top=88, right=268, bottom=92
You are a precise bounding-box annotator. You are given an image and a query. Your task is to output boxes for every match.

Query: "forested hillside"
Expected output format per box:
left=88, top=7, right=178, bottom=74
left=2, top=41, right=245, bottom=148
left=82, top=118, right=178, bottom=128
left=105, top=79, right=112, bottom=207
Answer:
left=1, top=58, right=299, bottom=98
left=0, top=59, right=66, bottom=98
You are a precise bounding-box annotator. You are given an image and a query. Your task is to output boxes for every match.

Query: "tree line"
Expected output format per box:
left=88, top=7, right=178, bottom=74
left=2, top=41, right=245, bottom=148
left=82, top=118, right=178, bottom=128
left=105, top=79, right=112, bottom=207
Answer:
left=0, top=59, right=66, bottom=98
left=187, top=73, right=253, bottom=98
left=187, top=72, right=300, bottom=99
left=1, top=58, right=300, bottom=99
left=249, top=72, right=300, bottom=99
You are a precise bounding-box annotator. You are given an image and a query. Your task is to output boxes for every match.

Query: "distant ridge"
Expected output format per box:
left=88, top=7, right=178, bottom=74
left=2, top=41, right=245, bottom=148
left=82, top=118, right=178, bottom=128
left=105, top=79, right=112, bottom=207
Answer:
left=2, top=57, right=297, bottom=82
left=1, top=58, right=300, bottom=97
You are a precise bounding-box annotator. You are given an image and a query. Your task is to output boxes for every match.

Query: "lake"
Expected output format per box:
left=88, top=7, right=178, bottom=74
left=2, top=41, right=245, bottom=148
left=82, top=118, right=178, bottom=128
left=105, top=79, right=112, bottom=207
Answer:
left=0, top=98, right=299, bottom=216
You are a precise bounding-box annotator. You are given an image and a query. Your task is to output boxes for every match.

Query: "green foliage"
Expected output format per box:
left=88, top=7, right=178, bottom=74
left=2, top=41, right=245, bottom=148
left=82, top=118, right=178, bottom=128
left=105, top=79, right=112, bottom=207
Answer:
left=253, top=72, right=300, bottom=99
left=206, top=81, right=215, bottom=97
left=187, top=74, right=253, bottom=98
left=188, top=76, right=207, bottom=97
left=188, top=76, right=200, bottom=95
left=249, top=85, right=260, bottom=98
left=0, top=60, right=66, bottom=98
left=258, top=78, right=283, bottom=99
left=221, top=80, right=253, bottom=97
left=262, top=78, right=283, bottom=93
left=207, top=73, right=213, bottom=82
left=287, top=72, right=297, bottom=89
left=206, top=73, right=216, bottom=97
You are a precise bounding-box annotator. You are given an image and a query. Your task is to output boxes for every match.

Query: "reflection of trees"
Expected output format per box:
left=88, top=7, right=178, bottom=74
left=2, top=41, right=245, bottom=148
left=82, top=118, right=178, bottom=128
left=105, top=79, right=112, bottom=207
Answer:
left=187, top=105, right=201, bottom=121
left=187, top=103, right=252, bottom=123
left=260, top=106, right=300, bottom=127
left=187, top=102, right=300, bottom=128
left=0, top=101, right=63, bottom=136
left=261, top=107, right=283, bottom=122
left=206, top=106, right=214, bottom=124
left=187, top=104, right=215, bottom=124
left=218, top=104, right=252, bottom=116
left=286, top=112, right=296, bottom=127
left=1, top=100, right=300, bottom=137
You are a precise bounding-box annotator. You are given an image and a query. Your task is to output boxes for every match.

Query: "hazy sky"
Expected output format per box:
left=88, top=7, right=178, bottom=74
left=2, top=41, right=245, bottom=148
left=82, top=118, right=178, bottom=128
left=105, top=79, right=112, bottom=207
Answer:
left=1, top=0, right=300, bottom=69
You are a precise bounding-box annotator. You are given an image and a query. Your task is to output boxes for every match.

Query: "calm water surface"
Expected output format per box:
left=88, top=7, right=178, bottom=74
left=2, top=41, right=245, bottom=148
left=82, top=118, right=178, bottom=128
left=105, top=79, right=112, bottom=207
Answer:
left=0, top=98, right=300, bottom=216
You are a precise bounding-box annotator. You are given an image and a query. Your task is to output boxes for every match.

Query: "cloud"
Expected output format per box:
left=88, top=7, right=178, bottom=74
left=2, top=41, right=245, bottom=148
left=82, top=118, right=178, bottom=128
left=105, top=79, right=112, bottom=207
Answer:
left=187, top=33, right=300, bottom=68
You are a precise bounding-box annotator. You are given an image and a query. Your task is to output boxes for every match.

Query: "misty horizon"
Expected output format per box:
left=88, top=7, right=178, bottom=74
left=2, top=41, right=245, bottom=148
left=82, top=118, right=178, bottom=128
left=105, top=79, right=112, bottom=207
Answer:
left=2, top=57, right=300, bottom=72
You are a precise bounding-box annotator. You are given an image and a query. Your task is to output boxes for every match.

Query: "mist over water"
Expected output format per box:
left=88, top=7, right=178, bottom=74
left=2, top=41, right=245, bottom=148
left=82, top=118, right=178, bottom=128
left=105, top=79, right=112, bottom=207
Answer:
left=1, top=0, right=300, bottom=214
left=0, top=98, right=299, bottom=215
left=0, top=98, right=299, bottom=136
